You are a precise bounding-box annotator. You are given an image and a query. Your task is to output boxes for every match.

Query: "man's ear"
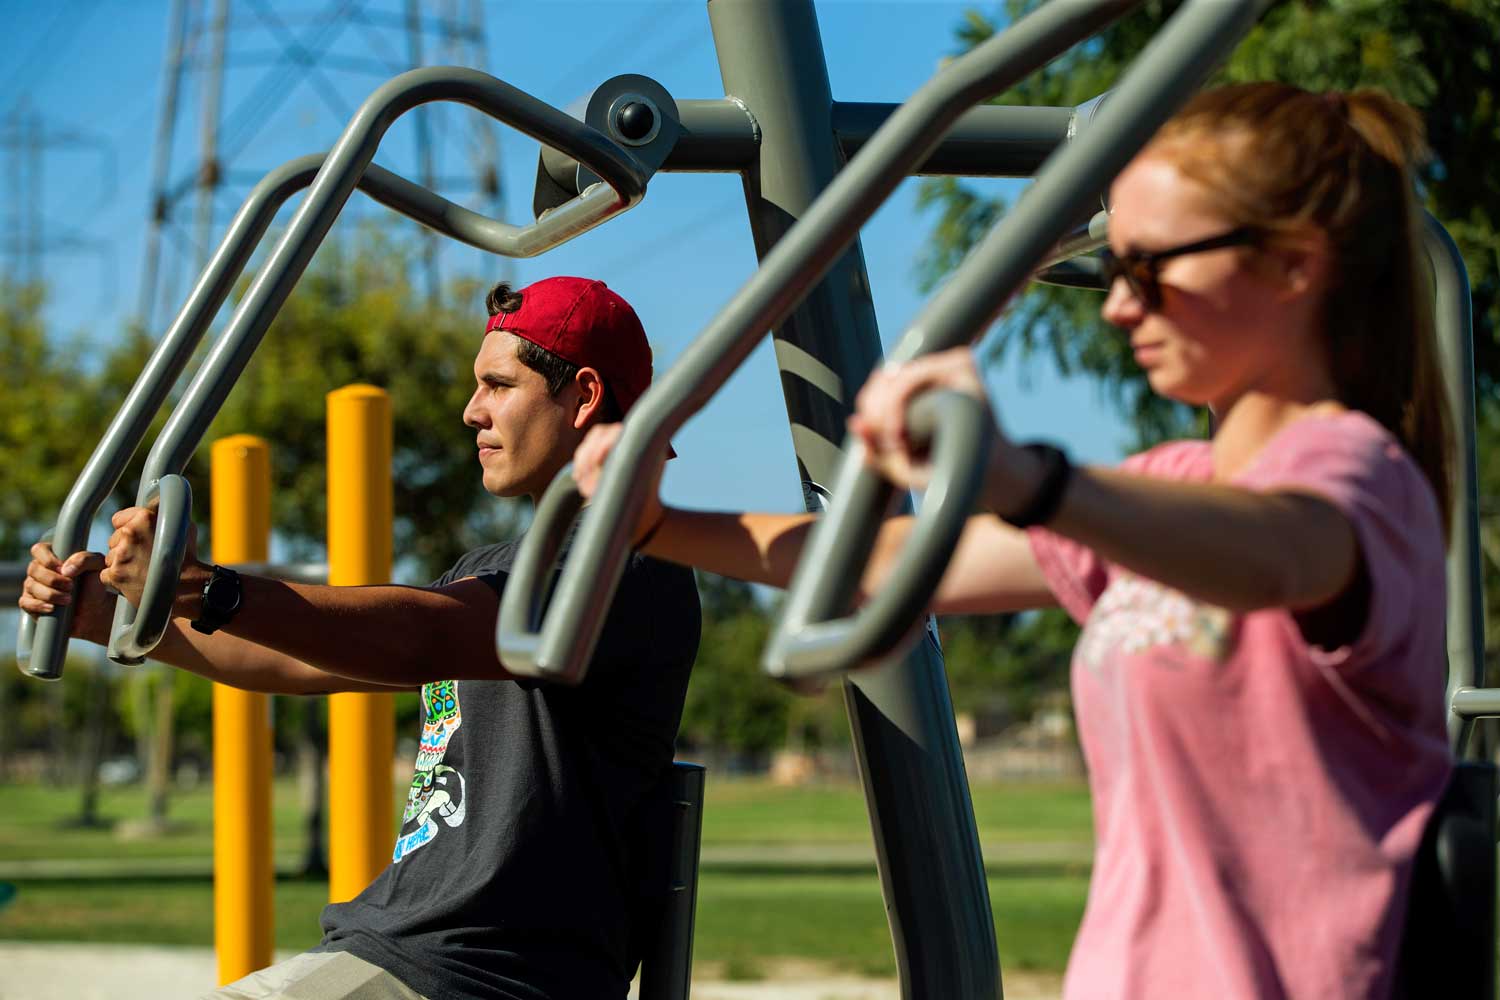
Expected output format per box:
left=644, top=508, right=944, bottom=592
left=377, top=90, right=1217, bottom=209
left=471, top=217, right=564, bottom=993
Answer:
left=572, top=367, right=608, bottom=430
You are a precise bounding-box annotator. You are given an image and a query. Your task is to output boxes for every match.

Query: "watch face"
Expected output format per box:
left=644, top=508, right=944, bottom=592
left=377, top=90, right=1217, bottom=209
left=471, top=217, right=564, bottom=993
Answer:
left=204, top=572, right=241, bottom=614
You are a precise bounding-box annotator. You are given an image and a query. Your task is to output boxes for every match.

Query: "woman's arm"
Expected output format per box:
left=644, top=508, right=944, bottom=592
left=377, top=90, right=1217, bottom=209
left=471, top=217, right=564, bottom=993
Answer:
left=853, top=349, right=1361, bottom=617
left=1042, top=462, right=1359, bottom=613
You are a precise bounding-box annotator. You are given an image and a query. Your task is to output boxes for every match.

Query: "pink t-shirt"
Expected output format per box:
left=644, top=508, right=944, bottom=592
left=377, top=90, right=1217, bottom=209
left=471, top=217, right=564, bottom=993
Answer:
left=1030, top=412, right=1451, bottom=1000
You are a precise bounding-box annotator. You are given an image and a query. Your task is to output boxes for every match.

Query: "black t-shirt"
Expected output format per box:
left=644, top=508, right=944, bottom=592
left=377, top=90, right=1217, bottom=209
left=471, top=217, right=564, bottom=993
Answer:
left=318, top=538, right=701, bottom=1000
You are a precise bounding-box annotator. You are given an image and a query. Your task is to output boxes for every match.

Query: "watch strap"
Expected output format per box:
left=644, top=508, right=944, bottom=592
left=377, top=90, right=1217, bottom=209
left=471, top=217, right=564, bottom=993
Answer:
left=997, top=443, right=1072, bottom=529
left=191, top=564, right=242, bottom=636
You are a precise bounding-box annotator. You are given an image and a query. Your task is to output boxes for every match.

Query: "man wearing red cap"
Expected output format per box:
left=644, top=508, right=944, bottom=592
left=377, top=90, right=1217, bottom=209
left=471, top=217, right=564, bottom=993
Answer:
left=19, top=277, right=702, bottom=1000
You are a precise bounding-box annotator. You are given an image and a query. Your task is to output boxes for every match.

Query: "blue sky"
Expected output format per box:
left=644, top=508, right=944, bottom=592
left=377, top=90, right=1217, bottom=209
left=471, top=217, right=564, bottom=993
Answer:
left=4, top=0, right=1133, bottom=565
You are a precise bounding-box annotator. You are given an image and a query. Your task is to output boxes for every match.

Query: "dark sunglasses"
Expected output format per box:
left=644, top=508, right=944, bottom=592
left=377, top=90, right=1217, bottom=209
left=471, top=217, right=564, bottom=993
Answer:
left=1101, top=227, right=1261, bottom=309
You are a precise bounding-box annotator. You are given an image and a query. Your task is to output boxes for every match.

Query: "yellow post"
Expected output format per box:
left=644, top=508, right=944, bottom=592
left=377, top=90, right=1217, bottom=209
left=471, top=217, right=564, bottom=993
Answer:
left=210, top=435, right=274, bottom=984
left=326, top=384, right=396, bottom=903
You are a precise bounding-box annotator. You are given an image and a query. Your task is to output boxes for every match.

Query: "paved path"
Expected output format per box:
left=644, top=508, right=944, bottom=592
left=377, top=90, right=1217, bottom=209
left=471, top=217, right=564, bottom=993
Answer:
left=0, top=943, right=1063, bottom=1000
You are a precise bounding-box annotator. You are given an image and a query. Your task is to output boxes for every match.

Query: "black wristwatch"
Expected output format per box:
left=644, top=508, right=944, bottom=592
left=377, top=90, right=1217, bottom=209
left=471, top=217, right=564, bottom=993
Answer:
left=997, top=443, right=1073, bottom=528
left=191, top=564, right=243, bottom=635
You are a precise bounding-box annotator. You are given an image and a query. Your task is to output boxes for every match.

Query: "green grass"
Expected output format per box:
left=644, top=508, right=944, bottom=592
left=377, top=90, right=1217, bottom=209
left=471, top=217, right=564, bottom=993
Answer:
left=0, top=781, right=311, bottom=865
left=0, top=777, right=1093, bottom=974
left=701, top=778, right=1093, bottom=846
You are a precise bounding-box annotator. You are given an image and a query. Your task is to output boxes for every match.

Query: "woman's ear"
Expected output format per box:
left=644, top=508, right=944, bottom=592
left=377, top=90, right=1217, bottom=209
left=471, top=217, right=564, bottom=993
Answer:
left=572, top=366, right=608, bottom=430
left=1267, top=229, right=1332, bottom=302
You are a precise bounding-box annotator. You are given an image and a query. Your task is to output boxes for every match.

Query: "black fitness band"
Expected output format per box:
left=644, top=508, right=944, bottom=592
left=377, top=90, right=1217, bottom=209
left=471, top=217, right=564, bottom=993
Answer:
left=997, top=443, right=1072, bottom=529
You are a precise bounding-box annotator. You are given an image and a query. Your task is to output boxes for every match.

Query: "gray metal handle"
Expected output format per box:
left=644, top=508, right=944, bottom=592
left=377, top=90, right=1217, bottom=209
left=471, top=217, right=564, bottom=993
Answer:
left=497, top=0, right=1143, bottom=684
left=498, top=0, right=1262, bottom=685
left=763, top=391, right=993, bottom=679
left=494, top=468, right=591, bottom=680
left=14, top=531, right=53, bottom=679
left=105, top=475, right=193, bottom=666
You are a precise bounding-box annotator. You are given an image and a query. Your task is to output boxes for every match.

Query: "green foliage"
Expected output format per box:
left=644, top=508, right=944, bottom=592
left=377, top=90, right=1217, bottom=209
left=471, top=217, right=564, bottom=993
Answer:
left=921, top=0, right=1500, bottom=448
left=0, top=282, right=116, bottom=554
left=680, top=574, right=851, bottom=757
left=938, top=609, right=1079, bottom=722
left=680, top=574, right=790, bottom=757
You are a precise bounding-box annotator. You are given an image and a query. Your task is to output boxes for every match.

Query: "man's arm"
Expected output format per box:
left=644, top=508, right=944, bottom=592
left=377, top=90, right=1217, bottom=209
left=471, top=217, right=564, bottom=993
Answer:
left=203, top=574, right=512, bottom=686
left=95, top=505, right=515, bottom=687
left=21, top=543, right=415, bottom=695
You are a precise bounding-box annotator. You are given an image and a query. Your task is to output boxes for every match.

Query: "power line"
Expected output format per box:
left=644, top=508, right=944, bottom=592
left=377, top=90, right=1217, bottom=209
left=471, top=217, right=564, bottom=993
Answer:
left=0, top=0, right=103, bottom=105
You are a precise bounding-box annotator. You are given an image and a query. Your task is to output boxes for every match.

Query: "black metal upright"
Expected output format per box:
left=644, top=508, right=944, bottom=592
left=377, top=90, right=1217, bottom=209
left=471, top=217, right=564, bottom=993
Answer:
left=707, top=2, right=1001, bottom=996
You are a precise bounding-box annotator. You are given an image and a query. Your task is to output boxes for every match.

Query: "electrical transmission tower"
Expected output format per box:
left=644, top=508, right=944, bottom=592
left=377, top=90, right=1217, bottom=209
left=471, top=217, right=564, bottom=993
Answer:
left=0, top=99, right=115, bottom=309
left=138, top=0, right=503, bottom=329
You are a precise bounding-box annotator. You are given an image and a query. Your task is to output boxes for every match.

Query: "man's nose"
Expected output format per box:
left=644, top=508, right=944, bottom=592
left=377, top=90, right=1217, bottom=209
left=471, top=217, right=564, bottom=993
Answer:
left=462, top=390, right=487, bottom=429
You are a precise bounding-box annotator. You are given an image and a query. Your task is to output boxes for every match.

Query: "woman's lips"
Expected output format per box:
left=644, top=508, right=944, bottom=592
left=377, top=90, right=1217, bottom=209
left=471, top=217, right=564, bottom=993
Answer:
left=1132, top=342, right=1163, bottom=364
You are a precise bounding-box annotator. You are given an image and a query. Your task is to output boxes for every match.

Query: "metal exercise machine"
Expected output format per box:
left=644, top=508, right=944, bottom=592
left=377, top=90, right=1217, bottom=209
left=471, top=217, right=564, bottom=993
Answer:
left=20, top=0, right=1402, bottom=996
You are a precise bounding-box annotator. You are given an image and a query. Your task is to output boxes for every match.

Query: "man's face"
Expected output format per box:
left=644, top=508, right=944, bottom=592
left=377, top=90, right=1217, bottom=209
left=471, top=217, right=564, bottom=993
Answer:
left=462, top=332, right=581, bottom=499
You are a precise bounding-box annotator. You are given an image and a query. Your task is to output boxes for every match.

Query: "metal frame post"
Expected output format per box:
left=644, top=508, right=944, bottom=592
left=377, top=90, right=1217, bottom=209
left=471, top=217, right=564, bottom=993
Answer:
left=210, top=434, right=275, bottom=983
left=707, top=2, right=999, bottom=995
left=1424, top=217, right=1488, bottom=751
left=327, top=385, right=396, bottom=903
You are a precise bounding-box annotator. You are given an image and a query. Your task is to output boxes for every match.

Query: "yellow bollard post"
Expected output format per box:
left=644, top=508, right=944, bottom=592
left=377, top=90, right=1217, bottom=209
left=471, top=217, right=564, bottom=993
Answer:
left=211, top=435, right=274, bottom=984
left=326, top=385, right=396, bottom=903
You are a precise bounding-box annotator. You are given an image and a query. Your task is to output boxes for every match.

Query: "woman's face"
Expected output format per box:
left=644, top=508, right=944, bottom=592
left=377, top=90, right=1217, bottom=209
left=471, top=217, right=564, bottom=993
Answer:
left=1103, top=152, right=1322, bottom=411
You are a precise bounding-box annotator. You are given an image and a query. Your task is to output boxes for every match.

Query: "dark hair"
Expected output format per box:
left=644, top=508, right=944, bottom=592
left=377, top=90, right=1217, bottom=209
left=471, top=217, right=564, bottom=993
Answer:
left=485, top=281, right=622, bottom=421
left=1152, top=84, right=1452, bottom=539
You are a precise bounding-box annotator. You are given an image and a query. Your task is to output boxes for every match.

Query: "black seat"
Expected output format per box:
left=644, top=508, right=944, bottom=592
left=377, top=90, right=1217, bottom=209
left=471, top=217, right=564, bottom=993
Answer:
left=1392, top=759, right=1496, bottom=999
left=629, top=761, right=707, bottom=1000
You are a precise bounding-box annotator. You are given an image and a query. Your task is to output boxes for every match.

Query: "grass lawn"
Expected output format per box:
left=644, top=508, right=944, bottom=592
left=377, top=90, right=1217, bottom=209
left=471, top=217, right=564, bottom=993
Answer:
left=0, top=777, right=1093, bottom=975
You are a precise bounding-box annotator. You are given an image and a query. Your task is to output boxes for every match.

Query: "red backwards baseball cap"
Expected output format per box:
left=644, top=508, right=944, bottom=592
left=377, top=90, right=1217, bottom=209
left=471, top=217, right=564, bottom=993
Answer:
left=485, top=276, right=654, bottom=416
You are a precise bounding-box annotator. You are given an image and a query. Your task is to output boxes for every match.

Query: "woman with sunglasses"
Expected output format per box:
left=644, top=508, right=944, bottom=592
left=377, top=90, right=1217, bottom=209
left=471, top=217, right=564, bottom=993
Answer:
left=576, top=82, right=1453, bottom=999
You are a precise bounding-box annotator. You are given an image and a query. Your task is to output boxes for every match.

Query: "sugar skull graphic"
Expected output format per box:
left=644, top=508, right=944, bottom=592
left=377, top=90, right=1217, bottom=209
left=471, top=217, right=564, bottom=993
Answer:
left=393, top=679, right=467, bottom=862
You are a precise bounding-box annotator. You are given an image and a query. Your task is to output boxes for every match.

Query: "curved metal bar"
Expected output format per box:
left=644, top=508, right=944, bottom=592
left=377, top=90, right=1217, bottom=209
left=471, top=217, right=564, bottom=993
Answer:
left=1424, top=214, right=1486, bottom=752
left=763, top=391, right=993, bottom=679
left=26, top=66, right=650, bottom=672
left=105, top=476, right=192, bottom=665
left=495, top=469, right=588, bottom=678
left=19, top=70, right=651, bottom=680
left=499, top=0, right=1263, bottom=684
left=17, top=156, right=319, bottom=680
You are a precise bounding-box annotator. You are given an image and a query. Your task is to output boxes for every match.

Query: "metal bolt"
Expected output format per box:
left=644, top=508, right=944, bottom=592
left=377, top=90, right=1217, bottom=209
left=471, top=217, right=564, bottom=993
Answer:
left=615, top=102, right=655, bottom=142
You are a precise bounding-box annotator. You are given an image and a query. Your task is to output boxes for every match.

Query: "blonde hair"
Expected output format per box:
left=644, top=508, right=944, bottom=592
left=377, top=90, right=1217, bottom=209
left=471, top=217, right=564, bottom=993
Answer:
left=1151, top=83, right=1452, bottom=537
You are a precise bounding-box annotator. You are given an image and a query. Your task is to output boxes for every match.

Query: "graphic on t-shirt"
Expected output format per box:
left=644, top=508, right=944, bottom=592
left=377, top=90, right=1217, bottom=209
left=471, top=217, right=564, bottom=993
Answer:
left=1077, top=571, right=1234, bottom=673
left=393, top=679, right=467, bottom=862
